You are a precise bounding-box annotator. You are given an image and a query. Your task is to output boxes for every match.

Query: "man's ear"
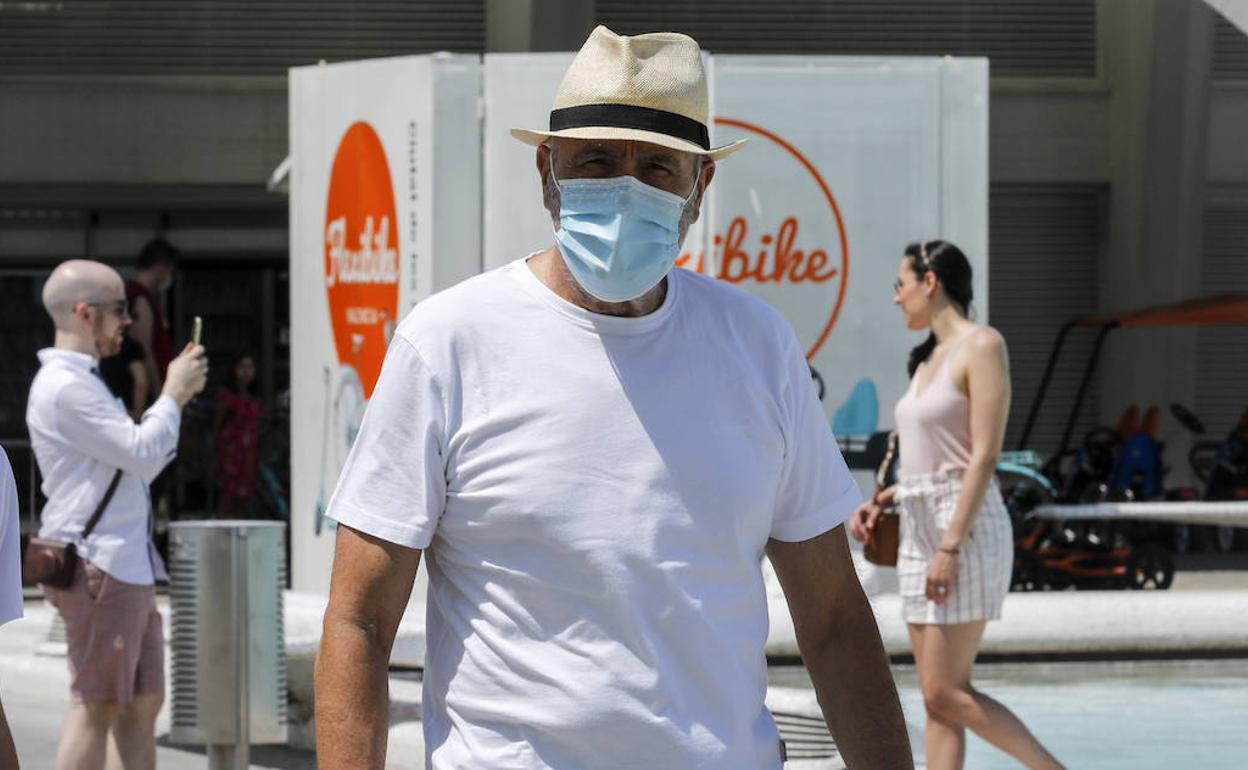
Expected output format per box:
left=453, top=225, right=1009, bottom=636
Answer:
left=537, top=143, right=560, bottom=224
left=698, top=158, right=716, bottom=194
left=691, top=158, right=716, bottom=216
left=536, top=143, right=552, bottom=179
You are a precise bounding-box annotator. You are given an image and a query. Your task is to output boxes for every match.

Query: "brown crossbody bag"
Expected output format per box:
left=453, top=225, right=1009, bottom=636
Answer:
left=864, top=432, right=900, bottom=567
left=22, top=469, right=123, bottom=589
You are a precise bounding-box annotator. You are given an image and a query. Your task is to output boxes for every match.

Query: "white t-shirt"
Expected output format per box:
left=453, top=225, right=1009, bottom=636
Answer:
left=327, top=258, right=860, bottom=770
left=1, top=448, right=23, bottom=625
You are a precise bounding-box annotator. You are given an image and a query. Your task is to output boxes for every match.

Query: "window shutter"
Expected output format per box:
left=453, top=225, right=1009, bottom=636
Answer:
left=989, top=184, right=1105, bottom=455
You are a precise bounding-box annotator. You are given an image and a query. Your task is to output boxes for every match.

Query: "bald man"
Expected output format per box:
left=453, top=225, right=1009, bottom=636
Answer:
left=26, top=260, right=207, bottom=770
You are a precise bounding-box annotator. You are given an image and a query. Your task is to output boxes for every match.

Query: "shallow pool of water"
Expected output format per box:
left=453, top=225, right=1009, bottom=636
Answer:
left=769, top=659, right=1248, bottom=769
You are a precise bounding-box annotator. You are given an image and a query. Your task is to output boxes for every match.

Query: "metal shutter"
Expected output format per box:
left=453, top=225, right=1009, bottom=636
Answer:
left=0, top=1, right=485, bottom=75
left=1214, top=13, right=1248, bottom=81
left=1197, top=200, right=1248, bottom=435
left=597, top=0, right=1098, bottom=78
left=989, top=184, right=1105, bottom=456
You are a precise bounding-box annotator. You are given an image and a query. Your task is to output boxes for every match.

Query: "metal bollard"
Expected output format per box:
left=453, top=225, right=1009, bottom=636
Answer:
left=168, top=521, right=288, bottom=770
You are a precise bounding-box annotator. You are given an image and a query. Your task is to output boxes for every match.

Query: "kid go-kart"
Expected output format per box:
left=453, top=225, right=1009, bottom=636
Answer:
left=1176, top=405, right=1248, bottom=552
left=999, top=295, right=1248, bottom=589
left=1000, top=435, right=1175, bottom=592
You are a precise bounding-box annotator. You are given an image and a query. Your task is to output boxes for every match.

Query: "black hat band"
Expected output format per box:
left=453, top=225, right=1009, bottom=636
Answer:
left=549, top=104, right=710, bottom=150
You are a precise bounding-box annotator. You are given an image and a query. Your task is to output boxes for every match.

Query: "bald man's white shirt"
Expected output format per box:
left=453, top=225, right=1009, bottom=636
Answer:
left=0, top=448, right=22, bottom=625
left=27, top=349, right=179, bottom=584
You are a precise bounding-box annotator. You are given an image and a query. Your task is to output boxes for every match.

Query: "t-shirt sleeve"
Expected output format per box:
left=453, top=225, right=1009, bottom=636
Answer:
left=325, top=335, right=448, bottom=550
left=770, top=333, right=862, bottom=542
left=0, top=448, right=23, bottom=626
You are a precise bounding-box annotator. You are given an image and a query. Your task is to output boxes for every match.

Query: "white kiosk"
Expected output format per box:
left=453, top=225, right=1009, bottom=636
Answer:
left=287, top=52, right=988, bottom=620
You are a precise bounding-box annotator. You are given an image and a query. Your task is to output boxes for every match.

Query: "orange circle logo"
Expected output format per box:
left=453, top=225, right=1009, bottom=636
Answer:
left=677, top=118, right=849, bottom=360
left=324, top=121, right=399, bottom=398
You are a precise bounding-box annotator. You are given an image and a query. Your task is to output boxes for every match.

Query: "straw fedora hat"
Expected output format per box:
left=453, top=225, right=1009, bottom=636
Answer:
left=511, top=25, right=747, bottom=160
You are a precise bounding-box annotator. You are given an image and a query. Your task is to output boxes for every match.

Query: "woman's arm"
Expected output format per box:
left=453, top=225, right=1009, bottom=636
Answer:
left=130, top=295, right=164, bottom=397
left=927, top=328, right=1010, bottom=603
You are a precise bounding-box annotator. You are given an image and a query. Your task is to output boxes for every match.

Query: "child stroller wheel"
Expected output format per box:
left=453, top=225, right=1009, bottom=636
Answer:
left=1012, top=551, right=1042, bottom=592
left=1128, top=543, right=1174, bottom=590
left=1214, top=525, right=1235, bottom=553
left=1171, top=524, right=1191, bottom=555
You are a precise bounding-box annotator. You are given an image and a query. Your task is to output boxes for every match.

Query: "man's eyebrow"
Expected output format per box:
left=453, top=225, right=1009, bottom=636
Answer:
left=643, top=151, right=681, bottom=167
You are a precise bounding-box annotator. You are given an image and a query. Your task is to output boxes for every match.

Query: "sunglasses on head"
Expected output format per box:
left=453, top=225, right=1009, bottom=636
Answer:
left=85, top=299, right=131, bottom=318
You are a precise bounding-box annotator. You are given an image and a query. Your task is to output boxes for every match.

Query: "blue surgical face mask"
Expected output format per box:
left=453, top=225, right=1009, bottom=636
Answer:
left=551, top=172, right=696, bottom=303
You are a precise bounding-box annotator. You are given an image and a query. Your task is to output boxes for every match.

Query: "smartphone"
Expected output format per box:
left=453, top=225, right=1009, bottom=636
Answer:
left=192, top=316, right=203, bottom=346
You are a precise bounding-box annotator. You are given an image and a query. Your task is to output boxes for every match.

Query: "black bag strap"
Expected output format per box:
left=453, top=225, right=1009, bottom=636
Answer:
left=81, top=469, right=123, bottom=541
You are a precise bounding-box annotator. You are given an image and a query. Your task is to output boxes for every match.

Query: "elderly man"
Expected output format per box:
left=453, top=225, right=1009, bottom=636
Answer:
left=316, top=26, right=912, bottom=769
left=27, top=259, right=206, bottom=770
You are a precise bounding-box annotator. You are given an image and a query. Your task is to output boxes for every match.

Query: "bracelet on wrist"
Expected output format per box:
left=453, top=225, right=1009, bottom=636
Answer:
left=938, top=545, right=960, bottom=555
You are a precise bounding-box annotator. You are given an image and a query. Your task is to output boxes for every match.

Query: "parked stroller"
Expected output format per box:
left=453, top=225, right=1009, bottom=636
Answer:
left=1003, top=413, right=1174, bottom=591
left=1179, top=405, right=1248, bottom=552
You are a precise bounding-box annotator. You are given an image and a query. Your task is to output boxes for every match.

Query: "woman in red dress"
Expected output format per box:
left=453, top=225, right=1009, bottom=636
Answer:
left=214, top=353, right=263, bottom=517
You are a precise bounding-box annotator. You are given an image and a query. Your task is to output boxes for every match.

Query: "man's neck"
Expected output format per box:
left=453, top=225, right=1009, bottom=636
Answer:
left=53, top=330, right=97, bottom=358
left=527, top=247, right=666, bottom=318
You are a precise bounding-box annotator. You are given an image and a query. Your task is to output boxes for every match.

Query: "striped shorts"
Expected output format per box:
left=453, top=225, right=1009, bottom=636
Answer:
left=896, top=470, right=1013, bottom=625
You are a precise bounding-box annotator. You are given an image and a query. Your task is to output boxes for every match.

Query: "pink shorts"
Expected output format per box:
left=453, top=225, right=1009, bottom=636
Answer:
left=43, top=560, right=165, bottom=704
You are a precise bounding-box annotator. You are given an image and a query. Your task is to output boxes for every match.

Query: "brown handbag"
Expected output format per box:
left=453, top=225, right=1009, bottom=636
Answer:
left=864, top=432, right=900, bottom=567
left=23, top=470, right=122, bottom=588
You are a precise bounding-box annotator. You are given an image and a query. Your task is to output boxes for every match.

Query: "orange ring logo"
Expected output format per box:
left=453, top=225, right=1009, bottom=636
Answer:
left=677, top=118, right=849, bottom=360
left=324, top=121, right=399, bottom=398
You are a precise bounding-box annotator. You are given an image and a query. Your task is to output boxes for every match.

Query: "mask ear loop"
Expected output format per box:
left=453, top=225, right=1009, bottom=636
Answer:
left=676, top=157, right=708, bottom=206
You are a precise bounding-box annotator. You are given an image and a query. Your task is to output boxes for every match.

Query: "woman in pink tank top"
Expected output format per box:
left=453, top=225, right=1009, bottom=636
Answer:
left=850, top=241, right=1064, bottom=770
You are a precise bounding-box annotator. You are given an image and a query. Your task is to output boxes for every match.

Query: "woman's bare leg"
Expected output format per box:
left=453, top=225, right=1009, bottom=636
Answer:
left=908, top=623, right=965, bottom=770
left=914, top=620, right=1064, bottom=770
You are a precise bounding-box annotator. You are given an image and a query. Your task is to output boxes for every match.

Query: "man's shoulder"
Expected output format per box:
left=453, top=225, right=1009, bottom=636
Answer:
left=27, top=359, right=79, bottom=423
left=30, top=355, right=74, bottom=392
left=125, top=281, right=150, bottom=302
left=675, top=268, right=794, bottom=343
left=393, top=262, right=523, bottom=349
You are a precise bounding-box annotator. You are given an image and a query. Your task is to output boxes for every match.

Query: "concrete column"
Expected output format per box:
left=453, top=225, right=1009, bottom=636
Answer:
left=486, top=0, right=595, bottom=53
left=1099, top=0, right=1214, bottom=483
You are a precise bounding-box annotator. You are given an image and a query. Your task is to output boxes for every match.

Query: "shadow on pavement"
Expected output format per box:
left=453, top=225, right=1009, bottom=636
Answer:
left=156, top=735, right=317, bottom=770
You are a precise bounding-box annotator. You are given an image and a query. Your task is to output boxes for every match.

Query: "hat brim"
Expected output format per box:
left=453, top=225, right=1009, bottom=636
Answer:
left=510, top=126, right=747, bottom=161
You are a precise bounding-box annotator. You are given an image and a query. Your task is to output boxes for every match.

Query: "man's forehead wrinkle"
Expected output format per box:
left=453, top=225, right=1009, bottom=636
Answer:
left=559, top=139, right=696, bottom=166
left=646, top=150, right=681, bottom=166
left=566, top=141, right=625, bottom=160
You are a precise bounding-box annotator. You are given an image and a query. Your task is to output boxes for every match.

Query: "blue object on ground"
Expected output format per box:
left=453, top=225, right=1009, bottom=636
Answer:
left=833, top=378, right=880, bottom=436
left=1112, top=432, right=1165, bottom=499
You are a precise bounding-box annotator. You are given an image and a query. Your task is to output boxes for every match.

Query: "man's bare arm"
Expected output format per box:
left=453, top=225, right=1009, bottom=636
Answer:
left=129, top=296, right=163, bottom=397
left=315, top=524, right=422, bottom=770
left=767, top=525, right=913, bottom=769
left=128, top=359, right=148, bottom=422
left=0, top=695, right=18, bottom=770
